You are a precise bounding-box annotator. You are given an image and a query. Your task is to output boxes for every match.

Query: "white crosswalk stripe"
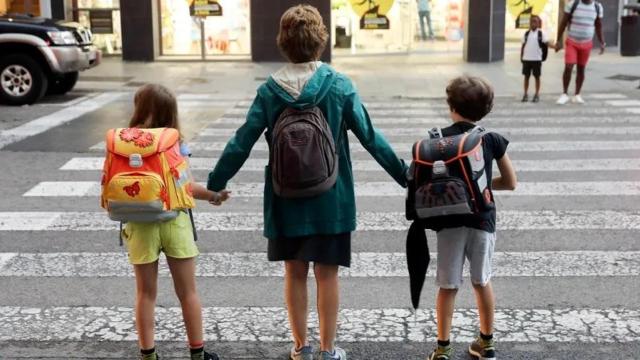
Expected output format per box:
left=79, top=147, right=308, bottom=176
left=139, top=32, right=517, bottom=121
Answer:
left=1, top=251, right=638, bottom=277
left=22, top=181, right=640, bottom=197
left=200, top=126, right=640, bottom=137
left=1, top=306, right=637, bottom=343
left=89, top=140, right=640, bottom=153
left=1, top=211, right=639, bottom=231
left=58, top=157, right=640, bottom=172
left=4, top=93, right=640, bottom=353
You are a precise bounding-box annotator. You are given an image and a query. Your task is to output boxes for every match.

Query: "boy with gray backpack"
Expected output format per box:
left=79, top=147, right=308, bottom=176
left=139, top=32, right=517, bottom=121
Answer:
left=406, top=76, right=517, bottom=360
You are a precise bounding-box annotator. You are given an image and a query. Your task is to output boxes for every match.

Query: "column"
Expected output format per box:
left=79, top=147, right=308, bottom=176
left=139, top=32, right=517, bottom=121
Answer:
left=464, top=0, right=506, bottom=63
left=120, top=0, right=155, bottom=61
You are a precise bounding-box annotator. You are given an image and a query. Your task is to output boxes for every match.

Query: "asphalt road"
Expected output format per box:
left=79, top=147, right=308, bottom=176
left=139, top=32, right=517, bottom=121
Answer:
left=1, top=88, right=639, bottom=359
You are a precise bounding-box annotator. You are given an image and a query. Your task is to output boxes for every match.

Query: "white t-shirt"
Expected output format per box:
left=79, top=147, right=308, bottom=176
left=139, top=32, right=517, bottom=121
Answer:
left=522, top=29, right=549, bottom=61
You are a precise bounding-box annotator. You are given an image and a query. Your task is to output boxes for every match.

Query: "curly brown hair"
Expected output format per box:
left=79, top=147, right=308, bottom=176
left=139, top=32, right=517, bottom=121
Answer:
left=446, top=75, right=494, bottom=122
left=277, top=5, right=328, bottom=63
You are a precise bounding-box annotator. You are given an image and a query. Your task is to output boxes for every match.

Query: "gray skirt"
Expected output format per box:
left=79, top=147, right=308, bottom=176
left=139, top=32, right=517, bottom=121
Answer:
left=267, top=232, right=351, bottom=267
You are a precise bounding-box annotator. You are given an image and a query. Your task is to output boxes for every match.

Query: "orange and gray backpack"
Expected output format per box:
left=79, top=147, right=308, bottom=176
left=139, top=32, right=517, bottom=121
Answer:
left=101, top=128, right=197, bottom=241
left=406, top=126, right=495, bottom=229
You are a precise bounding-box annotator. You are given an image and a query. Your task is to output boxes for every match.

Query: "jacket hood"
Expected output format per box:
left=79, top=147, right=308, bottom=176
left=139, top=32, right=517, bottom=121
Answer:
left=266, top=63, right=336, bottom=109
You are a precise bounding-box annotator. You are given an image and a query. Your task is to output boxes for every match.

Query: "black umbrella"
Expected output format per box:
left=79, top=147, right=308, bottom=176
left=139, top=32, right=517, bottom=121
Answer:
left=406, top=221, right=430, bottom=310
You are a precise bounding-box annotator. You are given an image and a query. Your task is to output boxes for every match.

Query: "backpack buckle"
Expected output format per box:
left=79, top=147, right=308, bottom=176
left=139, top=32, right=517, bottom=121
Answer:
left=432, top=160, right=448, bottom=178
left=129, top=154, right=143, bottom=168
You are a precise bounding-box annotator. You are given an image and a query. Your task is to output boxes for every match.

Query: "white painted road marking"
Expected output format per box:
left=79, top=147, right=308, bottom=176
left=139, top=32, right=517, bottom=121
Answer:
left=89, top=140, right=640, bottom=154
left=605, top=100, right=640, bottom=107
left=214, top=115, right=640, bottom=126
left=200, top=126, right=640, bottom=137
left=23, top=181, right=640, bottom=197
left=0, top=92, right=126, bottom=149
left=589, top=93, right=628, bottom=99
left=0, top=251, right=637, bottom=278
left=0, top=306, right=637, bottom=342
left=626, top=108, right=640, bottom=115
left=59, top=157, right=640, bottom=172
left=1, top=211, right=639, bottom=231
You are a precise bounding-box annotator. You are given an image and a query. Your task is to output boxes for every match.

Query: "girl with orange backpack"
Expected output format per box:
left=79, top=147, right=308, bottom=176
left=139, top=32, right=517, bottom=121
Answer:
left=103, top=84, right=230, bottom=360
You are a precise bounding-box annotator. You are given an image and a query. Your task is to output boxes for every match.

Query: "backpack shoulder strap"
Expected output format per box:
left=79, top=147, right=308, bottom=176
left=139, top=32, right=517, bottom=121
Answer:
left=537, top=30, right=543, bottom=43
left=524, top=30, right=530, bottom=41
left=570, top=0, right=579, bottom=17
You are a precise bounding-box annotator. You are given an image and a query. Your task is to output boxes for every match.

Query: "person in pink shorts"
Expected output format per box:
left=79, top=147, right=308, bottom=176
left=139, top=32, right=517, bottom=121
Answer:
left=554, top=0, right=606, bottom=105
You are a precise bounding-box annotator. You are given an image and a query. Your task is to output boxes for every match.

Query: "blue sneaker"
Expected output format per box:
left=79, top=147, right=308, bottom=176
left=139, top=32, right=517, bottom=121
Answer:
left=290, top=345, right=313, bottom=360
left=318, top=347, right=346, bottom=360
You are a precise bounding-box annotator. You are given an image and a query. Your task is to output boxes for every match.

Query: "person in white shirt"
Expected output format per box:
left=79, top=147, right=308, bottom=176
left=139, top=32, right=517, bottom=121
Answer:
left=520, top=15, right=551, bottom=103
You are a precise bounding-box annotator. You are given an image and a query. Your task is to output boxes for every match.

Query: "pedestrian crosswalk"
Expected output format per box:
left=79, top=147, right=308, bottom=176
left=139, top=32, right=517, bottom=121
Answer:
left=2, top=92, right=640, bottom=356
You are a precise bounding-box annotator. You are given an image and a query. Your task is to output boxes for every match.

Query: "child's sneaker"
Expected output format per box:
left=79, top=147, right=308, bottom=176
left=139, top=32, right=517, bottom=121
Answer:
left=571, top=94, right=585, bottom=104
left=428, top=345, right=452, bottom=360
left=140, top=351, right=159, bottom=360
left=521, top=94, right=528, bottom=102
left=532, top=94, right=540, bottom=103
left=290, top=345, right=313, bottom=360
left=556, top=93, right=570, bottom=105
left=190, top=349, right=219, bottom=360
left=468, top=336, right=496, bottom=360
left=318, top=346, right=347, bottom=360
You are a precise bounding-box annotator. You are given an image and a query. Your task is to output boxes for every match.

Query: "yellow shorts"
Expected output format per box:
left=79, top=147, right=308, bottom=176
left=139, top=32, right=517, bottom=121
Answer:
left=122, top=212, right=199, bottom=265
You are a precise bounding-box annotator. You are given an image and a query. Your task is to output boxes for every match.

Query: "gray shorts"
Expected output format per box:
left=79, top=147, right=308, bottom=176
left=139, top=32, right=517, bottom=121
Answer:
left=436, top=227, right=496, bottom=289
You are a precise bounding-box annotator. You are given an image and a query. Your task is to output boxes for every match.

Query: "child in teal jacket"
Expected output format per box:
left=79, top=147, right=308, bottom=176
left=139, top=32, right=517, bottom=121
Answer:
left=207, top=5, right=406, bottom=360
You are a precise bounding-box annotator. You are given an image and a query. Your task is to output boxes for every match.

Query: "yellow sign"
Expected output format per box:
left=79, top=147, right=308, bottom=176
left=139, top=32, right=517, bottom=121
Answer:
left=508, top=0, right=549, bottom=28
left=190, top=0, right=222, bottom=17
left=349, top=0, right=395, bottom=17
left=508, top=0, right=549, bottom=18
left=349, top=0, right=395, bottom=29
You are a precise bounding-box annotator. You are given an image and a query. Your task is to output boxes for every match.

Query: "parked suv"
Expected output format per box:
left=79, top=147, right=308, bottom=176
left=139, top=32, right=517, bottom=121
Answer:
left=0, top=14, right=101, bottom=105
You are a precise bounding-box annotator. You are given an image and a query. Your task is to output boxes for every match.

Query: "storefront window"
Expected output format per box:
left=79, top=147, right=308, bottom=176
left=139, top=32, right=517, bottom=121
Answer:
left=73, top=0, right=122, bottom=55
left=159, top=0, right=250, bottom=58
left=332, top=0, right=466, bottom=56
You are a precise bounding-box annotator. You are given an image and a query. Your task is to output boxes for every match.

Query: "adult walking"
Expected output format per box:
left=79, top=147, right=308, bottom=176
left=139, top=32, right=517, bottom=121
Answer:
left=206, top=5, right=407, bottom=360
left=555, top=0, right=605, bottom=105
left=417, top=0, right=435, bottom=40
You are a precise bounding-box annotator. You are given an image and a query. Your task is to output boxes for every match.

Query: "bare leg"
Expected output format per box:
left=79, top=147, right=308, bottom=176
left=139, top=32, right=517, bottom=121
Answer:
left=133, top=262, right=159, bottom=350
left=285, top=260, right=310, bottom=350
left=167, top=256, right=203, bottom=347
left=523, top=75, right=530, bottom=95
left=314, top=263, right=340, bottom=352
left=436, top=288, right=458, bottom=341
left=562, top=64, right=574, bottom=94
left=534, top=76, right=541, bottom=96
left=575, top=65, right=586, bottom=95
left=473, top=282, right=495, bottom=335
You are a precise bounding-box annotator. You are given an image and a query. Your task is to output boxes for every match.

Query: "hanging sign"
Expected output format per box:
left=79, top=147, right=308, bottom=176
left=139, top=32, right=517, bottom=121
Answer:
left=190, top=0, right=223, bottom=17
left=349, top=0, right=395, bottom=30
left=508, top=0, right=548, bottom=28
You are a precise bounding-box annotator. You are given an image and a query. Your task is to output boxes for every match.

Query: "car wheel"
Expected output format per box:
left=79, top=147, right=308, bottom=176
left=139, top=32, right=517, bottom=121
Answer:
left=0, top=54, right=48, bottom=106
left=48, top=71, right=79, bottom=95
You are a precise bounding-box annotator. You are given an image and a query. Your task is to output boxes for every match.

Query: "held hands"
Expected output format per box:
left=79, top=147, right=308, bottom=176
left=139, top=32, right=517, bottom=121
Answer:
left=554, top=42, right=563, bottom=53
left=208, top=190, right=231, bottom=206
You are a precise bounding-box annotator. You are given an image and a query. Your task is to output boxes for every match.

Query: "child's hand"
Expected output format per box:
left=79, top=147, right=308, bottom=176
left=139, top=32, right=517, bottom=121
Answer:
left=209, top=190, right=231, bottom=206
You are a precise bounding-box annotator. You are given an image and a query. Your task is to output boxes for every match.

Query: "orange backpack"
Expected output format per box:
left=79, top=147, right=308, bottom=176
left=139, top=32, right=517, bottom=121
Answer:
left=101, top=127, right=195, bottom=223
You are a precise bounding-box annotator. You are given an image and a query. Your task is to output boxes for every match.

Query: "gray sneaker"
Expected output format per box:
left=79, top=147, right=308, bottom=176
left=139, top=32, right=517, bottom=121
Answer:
left=290, top=345, right=313, bottom=360
left=318, top=346, right=347, bottom=360
left=468, top=336, right=496, bottom=360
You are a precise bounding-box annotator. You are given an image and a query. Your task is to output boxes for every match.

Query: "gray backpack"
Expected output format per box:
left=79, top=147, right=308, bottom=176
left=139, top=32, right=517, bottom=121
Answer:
left=270, top=106, right=341, bottom=198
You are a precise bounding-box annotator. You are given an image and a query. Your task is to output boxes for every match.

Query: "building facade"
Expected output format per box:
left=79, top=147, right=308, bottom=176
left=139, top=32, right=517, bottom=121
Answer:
left=4, top=0, right=625, bottom=62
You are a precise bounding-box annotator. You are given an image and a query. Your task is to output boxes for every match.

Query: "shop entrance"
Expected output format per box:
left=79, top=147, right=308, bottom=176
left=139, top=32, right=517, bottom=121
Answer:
left=72, top=0, right=122, bottom=55
left=158, top=0, right=250, bottom=60
left=331, top=0, right=561, bottom=59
